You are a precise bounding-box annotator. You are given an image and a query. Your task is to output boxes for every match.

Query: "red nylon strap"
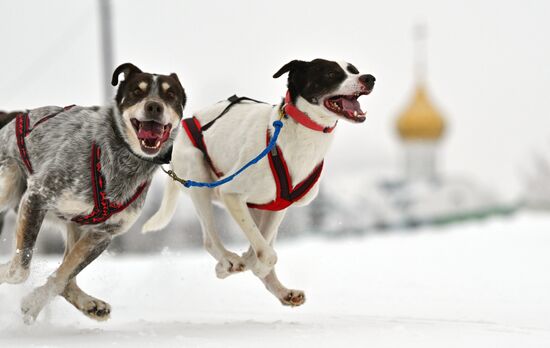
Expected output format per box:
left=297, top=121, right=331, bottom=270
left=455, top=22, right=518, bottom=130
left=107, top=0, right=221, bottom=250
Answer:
left=181, top=117, right=224, bottom=177
left=72, top=143, right=148, bottom=225
left=283, top=91, right=337, bottom=133
left=15, top=105, right=75, bottom=174
left=247, top=130, right=324, bottom=211
left=15, top=113, right=34, bottom=174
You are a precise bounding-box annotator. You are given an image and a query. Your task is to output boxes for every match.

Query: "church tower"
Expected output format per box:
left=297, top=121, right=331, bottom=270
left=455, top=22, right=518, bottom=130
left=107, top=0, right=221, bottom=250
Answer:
left=397, top=25, right=445, bottom=181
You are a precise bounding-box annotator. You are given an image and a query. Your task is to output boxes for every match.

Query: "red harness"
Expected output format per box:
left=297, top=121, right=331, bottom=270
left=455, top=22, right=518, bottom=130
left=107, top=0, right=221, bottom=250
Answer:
left=181, top=94, right=331, bottom=211
left=283, top=91, right=337, bottom=133
left=15, top=106, right=148, bottom=225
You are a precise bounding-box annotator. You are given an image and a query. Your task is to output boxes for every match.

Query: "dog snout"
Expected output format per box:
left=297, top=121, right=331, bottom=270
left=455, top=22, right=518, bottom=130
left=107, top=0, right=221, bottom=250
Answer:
left=145, top=101, right=164, bottom=119
left=359, top=74, right=376, bottom=89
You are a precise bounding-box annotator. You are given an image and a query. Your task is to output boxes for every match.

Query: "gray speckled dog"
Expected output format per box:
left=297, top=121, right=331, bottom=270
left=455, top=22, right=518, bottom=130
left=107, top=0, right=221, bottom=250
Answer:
left=0, top=63, right=185, bottom=323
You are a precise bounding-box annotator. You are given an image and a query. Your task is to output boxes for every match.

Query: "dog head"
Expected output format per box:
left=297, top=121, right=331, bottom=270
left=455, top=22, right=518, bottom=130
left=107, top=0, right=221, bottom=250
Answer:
left=273, top=59, right=375, bottom=123
left=112, top=63, right=186, bottom=157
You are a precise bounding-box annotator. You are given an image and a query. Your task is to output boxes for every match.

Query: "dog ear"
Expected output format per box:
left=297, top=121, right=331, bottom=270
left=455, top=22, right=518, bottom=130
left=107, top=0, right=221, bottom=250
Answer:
left=111, top=63, right=142, bottom=86
left=273, top=60, right=307, bottom=79
left=170, top=73, right=187, bottom=109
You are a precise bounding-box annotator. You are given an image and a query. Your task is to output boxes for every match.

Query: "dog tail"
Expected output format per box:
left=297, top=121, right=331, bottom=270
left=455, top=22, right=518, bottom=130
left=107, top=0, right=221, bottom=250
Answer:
left=0, top=111, right=18, bottom=129
left=142, top=176, right=181, bottom=234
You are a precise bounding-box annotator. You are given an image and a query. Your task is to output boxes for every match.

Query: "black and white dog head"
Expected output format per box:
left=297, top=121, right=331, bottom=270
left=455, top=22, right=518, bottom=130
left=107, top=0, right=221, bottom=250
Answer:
left=273, top=59, right=375, bottom=123
left=112, top=63, right=186, bottom=157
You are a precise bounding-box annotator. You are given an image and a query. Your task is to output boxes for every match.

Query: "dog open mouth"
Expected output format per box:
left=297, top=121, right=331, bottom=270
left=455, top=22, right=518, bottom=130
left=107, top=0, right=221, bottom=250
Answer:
left=130, top=119, right=172, bottom=155
left=324, top=90, right=372, bottom=122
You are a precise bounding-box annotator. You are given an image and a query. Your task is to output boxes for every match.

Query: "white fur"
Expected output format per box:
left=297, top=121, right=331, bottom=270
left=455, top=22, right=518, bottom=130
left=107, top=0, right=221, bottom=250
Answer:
left=56, top=191, right=94, bottom=215
left=143, top=63, right=370, bottom=304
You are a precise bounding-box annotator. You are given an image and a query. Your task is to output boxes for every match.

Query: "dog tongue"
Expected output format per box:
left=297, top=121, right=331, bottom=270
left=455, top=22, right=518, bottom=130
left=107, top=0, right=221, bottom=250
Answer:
left=138, top=121, right=164, bottom=139
left=341, top=98, right=362, bottom=113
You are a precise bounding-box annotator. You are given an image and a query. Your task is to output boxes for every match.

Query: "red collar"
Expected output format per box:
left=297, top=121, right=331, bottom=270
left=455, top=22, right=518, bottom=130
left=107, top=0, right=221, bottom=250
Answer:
left=283, top=91, right=337, bottom=133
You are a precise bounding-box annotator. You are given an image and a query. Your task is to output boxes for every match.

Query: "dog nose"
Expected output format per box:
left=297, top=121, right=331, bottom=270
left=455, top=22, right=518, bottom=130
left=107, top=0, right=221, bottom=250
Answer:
left=359, top=74, right=376, bottom=88
left=145, top=101, right=163, bottom=118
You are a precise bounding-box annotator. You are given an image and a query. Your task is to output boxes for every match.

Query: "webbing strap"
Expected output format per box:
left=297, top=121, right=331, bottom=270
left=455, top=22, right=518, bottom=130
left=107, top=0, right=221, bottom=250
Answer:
left=201, top=95, right=267, bottom=131
left=246, top=132, right=324, bottom=211
left=15, top=106, right=75, bottom=174
left=72, top=143, right=148, bottom=225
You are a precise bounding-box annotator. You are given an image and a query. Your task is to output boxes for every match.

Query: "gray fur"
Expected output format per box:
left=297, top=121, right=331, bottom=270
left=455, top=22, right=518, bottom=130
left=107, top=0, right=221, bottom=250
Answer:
left=0, top=63, right=185, bottom=322
left=0, top=104, right=178, bottom=232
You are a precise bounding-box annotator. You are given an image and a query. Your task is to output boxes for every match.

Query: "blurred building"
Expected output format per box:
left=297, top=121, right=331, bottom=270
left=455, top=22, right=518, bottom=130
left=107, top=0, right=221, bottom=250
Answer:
left=314, top=26, right=516, bottom=234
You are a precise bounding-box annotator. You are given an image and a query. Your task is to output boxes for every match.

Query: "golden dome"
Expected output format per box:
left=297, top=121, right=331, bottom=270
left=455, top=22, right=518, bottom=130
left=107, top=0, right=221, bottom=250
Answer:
left=397, top=85, right=445, bottom=140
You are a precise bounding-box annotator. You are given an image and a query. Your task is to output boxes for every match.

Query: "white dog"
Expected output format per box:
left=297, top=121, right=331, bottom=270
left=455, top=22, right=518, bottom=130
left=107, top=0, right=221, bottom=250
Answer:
left=143, top=58, right=375, bottom=306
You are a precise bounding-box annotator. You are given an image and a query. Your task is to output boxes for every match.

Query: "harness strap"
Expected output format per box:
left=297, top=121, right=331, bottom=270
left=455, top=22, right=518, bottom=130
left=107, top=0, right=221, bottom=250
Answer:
left=177, top=94, right=324, bottom=210
left=201, top=95, right=267, bottom=132
left=182, top=117, right=224, bottom=177
left=13, top=105, right=146, bottom=225
left=284, top=91, right=337, bottom=133
left=15, top=112, right=34, bottom=173
left=15, top=105, right=75, bottom=174
left=72, top=143, right=148, bottom=225
left=247, top=131, right=323, bottom=211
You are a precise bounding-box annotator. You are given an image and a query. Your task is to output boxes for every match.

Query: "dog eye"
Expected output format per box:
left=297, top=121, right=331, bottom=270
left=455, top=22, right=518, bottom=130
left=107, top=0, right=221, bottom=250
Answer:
left=327, top=72, right=337, bottom=79
left=133, top=88, right=144, bottom=97
left=166, top=91, right=176, bottom=101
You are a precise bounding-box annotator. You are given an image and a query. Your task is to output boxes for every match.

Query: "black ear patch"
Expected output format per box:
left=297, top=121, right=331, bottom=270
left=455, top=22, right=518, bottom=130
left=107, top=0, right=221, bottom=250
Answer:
left=112, top=63, right=142, bottom=86
left=273, top=60, right=307, bottom=78
left=169, top=73, right=187, bottom=109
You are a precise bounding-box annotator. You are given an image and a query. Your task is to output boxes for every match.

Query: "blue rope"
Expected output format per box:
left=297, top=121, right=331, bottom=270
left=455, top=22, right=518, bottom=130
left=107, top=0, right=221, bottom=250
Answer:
left=164, top=120, right=283, bottom=188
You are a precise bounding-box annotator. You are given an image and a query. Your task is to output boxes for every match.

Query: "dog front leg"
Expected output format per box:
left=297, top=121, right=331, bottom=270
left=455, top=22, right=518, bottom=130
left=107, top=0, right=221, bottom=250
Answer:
left=244, top=210, right=306, bottom=306
left=0, top=190, right=47, bottom=285
left=60, top=224, right=112, bottom=321
left=21, top=229, right=111, bottom=324
left=222, top=193, right=277, bottom=278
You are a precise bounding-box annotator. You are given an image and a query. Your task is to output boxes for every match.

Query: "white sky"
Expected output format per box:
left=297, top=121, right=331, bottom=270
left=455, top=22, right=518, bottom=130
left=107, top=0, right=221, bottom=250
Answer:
left=1, top=0, right=549, bottom=199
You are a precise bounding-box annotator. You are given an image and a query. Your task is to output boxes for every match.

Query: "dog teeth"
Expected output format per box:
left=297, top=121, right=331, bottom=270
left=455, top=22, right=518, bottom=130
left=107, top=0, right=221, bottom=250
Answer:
left=353, top=111, right=358, bottom=117
left=140, top=139, right=161, bottom=149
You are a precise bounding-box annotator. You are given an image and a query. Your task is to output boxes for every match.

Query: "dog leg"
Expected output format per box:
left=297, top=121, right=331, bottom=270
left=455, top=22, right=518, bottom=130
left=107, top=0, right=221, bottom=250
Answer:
left=60, top=224, right=111, bottom=321
left=190, top=189, right=245, bottom=279
left=222, top=193, right=277, bottom=278
left=243, top=210, right=305, bottom=307
left=262, top=270, right=306, bottom=307
left=21, top=230, right=111, bottom=324
left=0, top=190, right=47, bottom=285
left=0, top=161, right=23, bottom=237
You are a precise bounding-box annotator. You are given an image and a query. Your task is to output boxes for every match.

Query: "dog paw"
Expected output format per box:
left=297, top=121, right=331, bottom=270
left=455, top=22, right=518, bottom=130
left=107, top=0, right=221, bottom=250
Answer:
left=63, top=284, right=112, bottom=321
left=0, top=262, right=30, bottom=285
left=21, top=284, right=55, bottom=324
left=215, top=253, right=246, bottom=279
left=80, top=299, right=111, bottom=321
left=278, top=289, right=306, bottom=307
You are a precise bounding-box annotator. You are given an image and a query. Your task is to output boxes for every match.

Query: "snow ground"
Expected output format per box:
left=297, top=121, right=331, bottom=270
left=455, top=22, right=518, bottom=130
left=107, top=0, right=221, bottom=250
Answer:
left=1, top=213, right=550, bottom=347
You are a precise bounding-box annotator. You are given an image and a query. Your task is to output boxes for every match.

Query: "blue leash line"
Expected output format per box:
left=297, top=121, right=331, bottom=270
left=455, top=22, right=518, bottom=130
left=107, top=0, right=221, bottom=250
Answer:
left=162, top=120, right=284, bottom=188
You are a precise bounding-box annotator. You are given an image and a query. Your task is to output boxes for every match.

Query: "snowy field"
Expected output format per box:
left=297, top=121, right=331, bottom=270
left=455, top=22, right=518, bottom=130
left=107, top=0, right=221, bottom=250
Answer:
left=1, top=213, right=550, bottom=347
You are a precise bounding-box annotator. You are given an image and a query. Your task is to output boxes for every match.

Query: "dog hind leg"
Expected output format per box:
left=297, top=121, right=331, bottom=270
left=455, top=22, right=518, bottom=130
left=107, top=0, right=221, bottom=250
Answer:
left=190, top=189, right=245, bottom=279
left=0, top=211, right=5, bottom=236
left=21, top=229, right=111, bottom=324
left=61, top=224, right=111, bottom=321
left=0, top=161, right=24, bottom=237
left=0, top=189, right=47, bottom=285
